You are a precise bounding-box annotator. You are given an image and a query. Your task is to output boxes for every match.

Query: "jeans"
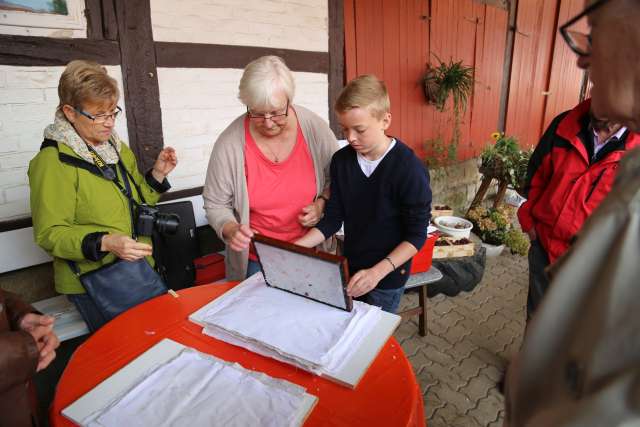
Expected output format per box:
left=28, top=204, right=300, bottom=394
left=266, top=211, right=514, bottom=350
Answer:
left=526, top=239, right=550, bottom=321
left=357, top=286, right=405, bottom=314
left=67, top=293, right=108, bottom=333
left=246, top=259, right=262, bottom=278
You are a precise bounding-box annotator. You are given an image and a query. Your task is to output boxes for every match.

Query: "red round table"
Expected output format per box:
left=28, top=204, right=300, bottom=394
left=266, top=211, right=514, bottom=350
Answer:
left=51, top=283, right=425, bottom=426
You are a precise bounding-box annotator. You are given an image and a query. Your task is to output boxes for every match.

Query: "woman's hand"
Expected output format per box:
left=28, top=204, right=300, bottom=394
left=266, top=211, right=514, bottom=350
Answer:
left=222, top=222, right=254, bottom=252
left=347, top=267, right=386, bottom=298
left=101, top=234, right=153, bottom=261
left=19, top=314, right=60, bottom=372
left=298, top=198, right=325, bottom=227
left=151, top=147, right=178, bottom=182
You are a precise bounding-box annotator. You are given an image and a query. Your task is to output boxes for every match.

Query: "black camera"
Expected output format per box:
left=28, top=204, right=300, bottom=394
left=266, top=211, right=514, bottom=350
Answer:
left=135, top=204, right=180, bottom=237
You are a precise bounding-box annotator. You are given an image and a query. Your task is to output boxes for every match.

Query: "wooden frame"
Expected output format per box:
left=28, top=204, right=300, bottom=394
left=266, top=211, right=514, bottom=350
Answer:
left=0, top=0, right=85, bottom=31
left=252, top=234, right=352, bottom=312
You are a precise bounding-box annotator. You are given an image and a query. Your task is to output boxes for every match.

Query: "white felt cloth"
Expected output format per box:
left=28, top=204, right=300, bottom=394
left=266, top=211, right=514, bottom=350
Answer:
left=82, top=349, right=310, bottom=427
left=198, top=274, right=381, bottom=371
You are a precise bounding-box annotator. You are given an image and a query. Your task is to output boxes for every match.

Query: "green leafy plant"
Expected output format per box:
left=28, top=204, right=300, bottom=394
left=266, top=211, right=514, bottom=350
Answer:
left=466, top=205, right=528, bottom=255
left=424, top=136, right=457, bottom=168
left=480, top=132, right=532, bottom=193
left=504, top=229, right=530, bottom=256
left=422, top=57, right=474, bottom=157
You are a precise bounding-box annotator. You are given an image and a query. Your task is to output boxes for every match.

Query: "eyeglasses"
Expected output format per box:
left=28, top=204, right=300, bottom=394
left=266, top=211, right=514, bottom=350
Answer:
left=75, top=106, right=122, bottom=124
left=560, top=0, right=610, bottom=56
left=247, top=101, right=289, bottom=122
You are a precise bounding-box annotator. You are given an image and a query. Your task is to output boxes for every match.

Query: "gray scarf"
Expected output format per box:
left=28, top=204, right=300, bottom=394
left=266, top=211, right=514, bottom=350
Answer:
left=43, top=110, right=122, bottom=164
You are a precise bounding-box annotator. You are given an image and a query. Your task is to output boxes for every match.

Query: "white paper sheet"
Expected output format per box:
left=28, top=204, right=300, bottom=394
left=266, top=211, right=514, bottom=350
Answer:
left=199, top=274, right=381, bottom=372
left=82, top=348, right=311, bottom=427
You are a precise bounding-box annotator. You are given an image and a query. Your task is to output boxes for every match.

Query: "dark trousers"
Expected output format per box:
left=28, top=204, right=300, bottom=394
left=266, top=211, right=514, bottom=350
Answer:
left=526, top=239, right=550, bottom=321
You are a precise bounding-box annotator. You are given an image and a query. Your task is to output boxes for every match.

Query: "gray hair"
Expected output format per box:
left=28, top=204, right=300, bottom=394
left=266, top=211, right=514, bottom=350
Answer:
left=238, top=56, right=295, bottom=110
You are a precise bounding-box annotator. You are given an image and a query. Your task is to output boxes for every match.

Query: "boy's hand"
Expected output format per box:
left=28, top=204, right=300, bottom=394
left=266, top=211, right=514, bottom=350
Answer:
left=347, top=268, right=385, bottom=298
left=298, top=199, right=324, bottom=227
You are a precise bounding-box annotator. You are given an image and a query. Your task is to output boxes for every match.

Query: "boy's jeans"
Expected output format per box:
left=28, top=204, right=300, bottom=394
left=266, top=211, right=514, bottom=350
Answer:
left=358, top=286, right=405, bottom=314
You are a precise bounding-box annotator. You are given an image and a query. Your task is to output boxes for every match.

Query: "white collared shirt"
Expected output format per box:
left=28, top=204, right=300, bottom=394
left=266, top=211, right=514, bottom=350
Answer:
left=357, top=139, right=397, bottom=177
left=593, top=126, right=627, bottom=157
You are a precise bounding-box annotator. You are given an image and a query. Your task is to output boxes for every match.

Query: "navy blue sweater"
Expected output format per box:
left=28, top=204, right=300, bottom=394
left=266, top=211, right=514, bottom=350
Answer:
left=316, top=140, right=432, bottom=289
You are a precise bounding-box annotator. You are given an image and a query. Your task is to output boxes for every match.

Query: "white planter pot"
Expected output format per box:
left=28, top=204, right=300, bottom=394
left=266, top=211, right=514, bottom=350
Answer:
left=482, top=242, right=505, bottom=257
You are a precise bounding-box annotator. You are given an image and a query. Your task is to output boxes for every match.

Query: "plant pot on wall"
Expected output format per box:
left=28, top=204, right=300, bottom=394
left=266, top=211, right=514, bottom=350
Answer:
left=422, top=66, right=441, bottom=106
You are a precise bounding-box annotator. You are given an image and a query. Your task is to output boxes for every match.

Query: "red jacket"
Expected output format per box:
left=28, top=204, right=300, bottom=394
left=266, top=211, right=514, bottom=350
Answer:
left=518, top=99, right=640, bottom=263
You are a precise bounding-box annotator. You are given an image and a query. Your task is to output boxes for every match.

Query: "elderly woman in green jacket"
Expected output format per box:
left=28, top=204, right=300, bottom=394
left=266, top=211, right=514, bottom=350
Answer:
left=28, top=60, right=177, bottom=332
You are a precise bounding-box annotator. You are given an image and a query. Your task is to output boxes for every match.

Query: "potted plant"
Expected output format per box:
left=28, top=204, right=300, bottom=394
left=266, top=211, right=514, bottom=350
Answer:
left=422, top=57, right=474, bottom=152
left=466, top=205, right=529, bottom=256
left=480, top=132, right=533, bottom=195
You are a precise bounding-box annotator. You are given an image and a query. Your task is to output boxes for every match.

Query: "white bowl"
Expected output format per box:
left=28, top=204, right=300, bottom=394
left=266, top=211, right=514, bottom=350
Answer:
left=433, top=216, right=473, bottom=239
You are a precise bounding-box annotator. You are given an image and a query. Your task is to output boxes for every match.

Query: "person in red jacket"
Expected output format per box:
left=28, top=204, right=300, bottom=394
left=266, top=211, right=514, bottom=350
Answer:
left=518, top=98, right=640, bottom=318
left=0, top=290, right=60, bottom=427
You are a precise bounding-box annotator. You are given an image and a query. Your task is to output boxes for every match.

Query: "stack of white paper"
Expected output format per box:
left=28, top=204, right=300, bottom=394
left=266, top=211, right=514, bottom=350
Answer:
left=195, top=274, right=382, bottom=377
left=81, top=348, right=313, bottom=427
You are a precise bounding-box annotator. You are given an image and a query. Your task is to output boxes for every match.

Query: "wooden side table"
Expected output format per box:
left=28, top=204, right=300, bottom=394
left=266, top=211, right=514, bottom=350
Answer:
left=400, top=267, right=443, bottom=336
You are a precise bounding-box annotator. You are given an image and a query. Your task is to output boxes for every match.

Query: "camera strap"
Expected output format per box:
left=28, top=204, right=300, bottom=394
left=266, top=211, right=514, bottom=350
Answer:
left=84, top=141, right=148, bottom=239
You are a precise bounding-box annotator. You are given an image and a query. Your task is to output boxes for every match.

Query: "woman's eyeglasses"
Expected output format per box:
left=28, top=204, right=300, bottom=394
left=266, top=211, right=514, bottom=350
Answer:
left=247, top=101, right=289, bottom=123
left=75, top=106, right=122, bottom=124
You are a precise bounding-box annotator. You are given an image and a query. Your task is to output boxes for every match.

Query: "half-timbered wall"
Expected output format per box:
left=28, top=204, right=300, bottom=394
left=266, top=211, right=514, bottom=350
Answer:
left=0, top=0, right=343, bottom=275
left=0, top=0, right=337, bottom=226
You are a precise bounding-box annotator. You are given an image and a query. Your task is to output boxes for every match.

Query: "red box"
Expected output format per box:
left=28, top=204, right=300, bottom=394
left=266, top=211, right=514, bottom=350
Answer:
left=194, top=253, right=226, bottom=285
left=410, top=233, right=438, bottom=274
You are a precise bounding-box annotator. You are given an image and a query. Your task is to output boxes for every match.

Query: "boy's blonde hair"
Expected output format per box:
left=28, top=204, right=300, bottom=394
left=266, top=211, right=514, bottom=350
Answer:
left=57, top=60, right=119, bottom=110
left=335, top=74, right=390, bottom=119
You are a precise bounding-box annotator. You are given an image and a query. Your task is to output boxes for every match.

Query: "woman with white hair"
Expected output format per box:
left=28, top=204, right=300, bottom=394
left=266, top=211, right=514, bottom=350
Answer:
left=203, top=56, right=338, bottom=280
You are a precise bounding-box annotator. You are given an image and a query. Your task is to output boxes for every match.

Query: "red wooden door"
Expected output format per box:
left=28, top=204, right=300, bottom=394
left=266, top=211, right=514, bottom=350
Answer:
left=344, top=0, right=508, bottom=162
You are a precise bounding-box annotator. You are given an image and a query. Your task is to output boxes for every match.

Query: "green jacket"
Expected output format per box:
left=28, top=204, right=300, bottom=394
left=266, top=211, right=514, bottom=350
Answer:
left=28, top=140, right=168, bottom=294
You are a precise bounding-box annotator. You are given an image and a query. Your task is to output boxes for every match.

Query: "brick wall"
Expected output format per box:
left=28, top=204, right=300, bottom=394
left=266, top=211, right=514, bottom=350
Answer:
left=151, top=0, right=328, bottom=52
left=0, top=66, right=127, bottom=221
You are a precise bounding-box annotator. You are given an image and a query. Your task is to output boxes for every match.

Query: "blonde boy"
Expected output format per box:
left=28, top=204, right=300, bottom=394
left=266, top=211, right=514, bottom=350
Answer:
left=296, top=75, right=431, bottom=313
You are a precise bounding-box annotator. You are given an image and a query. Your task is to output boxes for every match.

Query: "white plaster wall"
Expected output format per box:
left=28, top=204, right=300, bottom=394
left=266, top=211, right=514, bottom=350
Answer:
left=0, top=0, right=87, bottom=38
left=151, top=0, right=328, bottom=52
left=0, top=65, right=128, bottom=221
left=157, top=67, right=329, bottom=192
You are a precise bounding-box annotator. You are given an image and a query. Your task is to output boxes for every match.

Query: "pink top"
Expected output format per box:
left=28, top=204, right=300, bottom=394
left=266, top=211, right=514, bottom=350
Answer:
left=244, top=117, right=317, bottom=259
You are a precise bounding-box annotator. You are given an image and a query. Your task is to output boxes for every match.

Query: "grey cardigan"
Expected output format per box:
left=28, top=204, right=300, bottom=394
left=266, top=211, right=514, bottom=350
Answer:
left=203, top=105, right=338, bottom=280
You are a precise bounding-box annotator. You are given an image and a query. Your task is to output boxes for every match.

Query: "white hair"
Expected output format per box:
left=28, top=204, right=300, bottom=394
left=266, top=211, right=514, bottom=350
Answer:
left=238, top=56, right=295, bottom=110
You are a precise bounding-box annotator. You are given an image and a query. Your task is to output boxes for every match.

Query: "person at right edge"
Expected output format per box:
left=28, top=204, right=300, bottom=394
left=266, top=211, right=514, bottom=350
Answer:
left=517, top=100, right=639, bottom=319
left=505, top=0, right=640, bottom=425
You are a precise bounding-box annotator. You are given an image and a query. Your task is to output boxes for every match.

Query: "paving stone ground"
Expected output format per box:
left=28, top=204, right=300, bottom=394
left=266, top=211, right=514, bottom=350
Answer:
left=395, top=252, right=528, bottom=426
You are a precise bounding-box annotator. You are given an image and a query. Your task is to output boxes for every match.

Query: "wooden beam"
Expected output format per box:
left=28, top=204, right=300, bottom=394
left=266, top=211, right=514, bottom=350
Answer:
left=0, top=34, right=120, bottom=66
left=328, top=0, right=345, bottom=135
left=159, top=186, right=203, bottom=203
left=101, top=0, right=119, bottom=41
left=0, top=186, right=205, bottom=232
left=113, top=0, right=163, bottom=173
left=85, top=0, right=103, bottom=40
left=155, top=42, right=329, bottom=74
left=0, top=217, right=32, bottom=233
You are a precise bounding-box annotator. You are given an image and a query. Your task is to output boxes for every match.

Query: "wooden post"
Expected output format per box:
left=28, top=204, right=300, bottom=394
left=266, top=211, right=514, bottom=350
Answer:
left=493, top=179, right=509, bottom=208
left=468, top=175, right=493, bottom=213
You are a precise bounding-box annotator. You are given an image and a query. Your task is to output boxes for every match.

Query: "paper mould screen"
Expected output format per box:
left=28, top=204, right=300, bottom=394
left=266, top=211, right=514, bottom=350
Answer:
left=253, top=235, right=352, bottom=311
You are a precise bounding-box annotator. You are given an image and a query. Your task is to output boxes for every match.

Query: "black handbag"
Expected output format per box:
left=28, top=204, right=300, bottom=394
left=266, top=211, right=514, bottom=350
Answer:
left=69, top=257, right=167, bottom=322
left=68, top=152, right=167, bottom=322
